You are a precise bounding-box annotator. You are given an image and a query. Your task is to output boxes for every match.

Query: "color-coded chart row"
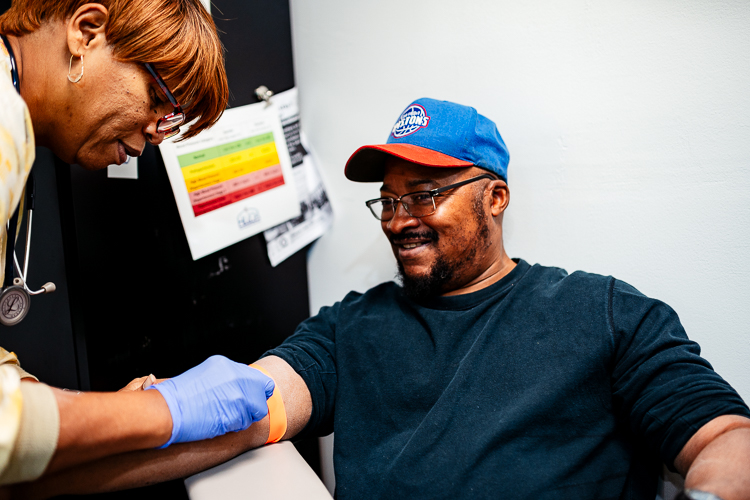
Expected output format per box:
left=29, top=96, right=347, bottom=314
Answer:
left=190, top=164, right=283, bottom=206
left=177, top=132, right=274, bottom=168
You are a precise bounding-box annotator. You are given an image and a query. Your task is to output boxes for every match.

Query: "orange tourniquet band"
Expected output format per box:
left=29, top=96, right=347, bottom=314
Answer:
left=249, top=364, right=287, bottom=444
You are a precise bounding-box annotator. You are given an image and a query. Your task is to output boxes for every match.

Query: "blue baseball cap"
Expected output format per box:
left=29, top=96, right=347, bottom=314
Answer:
left=345, top=98, right=509, bottom=182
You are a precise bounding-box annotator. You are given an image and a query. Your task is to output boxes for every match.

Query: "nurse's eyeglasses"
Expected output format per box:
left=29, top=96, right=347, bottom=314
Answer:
left=144, top=63, right=185, bottom=139
left=366, top=173, right=495, bottom=221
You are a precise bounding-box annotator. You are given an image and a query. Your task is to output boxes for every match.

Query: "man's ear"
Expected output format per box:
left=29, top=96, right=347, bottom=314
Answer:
left=489, top=180, right=510, bottom=217
left=66, top=3, right=109, bottom=56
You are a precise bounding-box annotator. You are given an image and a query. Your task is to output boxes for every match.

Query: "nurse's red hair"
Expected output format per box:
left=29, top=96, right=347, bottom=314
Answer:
left=0, top=0, right=228, bottom=140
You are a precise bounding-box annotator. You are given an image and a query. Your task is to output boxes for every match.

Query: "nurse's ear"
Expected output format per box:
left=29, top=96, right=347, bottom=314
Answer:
left=66, top=3, right=109, bottom=57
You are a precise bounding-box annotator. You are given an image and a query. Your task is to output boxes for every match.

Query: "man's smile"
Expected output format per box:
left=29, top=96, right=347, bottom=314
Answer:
left=390, top=231, right=438, bottom=259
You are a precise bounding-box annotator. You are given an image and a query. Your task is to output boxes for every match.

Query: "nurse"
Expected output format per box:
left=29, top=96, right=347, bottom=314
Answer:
left=0, top=0, right=274, bottom=485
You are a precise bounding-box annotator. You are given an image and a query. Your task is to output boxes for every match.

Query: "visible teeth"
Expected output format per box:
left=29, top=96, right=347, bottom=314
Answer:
left=402, top=243, right=422, bottom=249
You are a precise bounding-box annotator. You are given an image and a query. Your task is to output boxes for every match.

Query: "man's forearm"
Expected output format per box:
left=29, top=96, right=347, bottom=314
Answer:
left=684, top=426, right=750, bottom=500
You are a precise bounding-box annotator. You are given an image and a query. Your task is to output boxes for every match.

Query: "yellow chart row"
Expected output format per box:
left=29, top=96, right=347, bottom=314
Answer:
left=181, top=141, right=279, bottom=182
left=182, top=146, right=281, bottom=194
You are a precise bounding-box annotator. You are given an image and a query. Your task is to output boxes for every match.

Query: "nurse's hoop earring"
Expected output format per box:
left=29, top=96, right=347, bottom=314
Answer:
left=68, top=54, right=84, bottom=83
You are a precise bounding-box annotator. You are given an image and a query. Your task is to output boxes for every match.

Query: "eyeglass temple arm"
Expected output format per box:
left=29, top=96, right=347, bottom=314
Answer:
left=430, top=173, right=496, bottom=196
left=143, top=63, right=181, bottom=108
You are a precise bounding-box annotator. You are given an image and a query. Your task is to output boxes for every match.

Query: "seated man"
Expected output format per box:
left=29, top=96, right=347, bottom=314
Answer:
left=18, top=99, right=750, bottom=500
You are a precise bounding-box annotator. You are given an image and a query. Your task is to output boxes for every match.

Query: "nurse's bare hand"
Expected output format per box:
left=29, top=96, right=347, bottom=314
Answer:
left=118, top=374, right=157, bottom=392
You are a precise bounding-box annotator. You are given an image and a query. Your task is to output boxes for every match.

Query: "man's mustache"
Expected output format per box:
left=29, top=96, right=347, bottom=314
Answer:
left=389, top=230, right=438, bottom=245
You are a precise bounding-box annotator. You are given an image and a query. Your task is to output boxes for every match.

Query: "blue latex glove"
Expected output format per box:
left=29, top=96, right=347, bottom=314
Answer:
left=147, top=355, right=275, bottom=448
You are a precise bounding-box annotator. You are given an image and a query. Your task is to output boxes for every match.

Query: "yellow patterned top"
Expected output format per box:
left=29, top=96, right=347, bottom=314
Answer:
left=0, top=37, right=35, bottom=285
left=0, top=36, right=35, bottom=479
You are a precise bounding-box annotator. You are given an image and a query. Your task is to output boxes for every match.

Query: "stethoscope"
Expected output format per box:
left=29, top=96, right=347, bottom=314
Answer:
left=0, top=34, right=55, bottom=326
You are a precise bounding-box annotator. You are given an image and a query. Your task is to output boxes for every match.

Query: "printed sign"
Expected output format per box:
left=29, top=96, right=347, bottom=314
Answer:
left=160, top=102, right=299, bottom=260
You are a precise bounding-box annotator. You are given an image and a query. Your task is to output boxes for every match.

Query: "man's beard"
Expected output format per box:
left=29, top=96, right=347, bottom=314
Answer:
left=396, top=195, right=491, bottom=300
left=397, top=252, right=455, bottom=300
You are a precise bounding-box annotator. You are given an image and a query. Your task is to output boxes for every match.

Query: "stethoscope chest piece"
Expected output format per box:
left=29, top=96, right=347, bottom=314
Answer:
left=0, top=278, right=30, bottom=326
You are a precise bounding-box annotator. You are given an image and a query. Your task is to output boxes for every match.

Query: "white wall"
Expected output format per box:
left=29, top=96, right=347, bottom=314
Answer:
left=290, top=0, right=750, bottom=408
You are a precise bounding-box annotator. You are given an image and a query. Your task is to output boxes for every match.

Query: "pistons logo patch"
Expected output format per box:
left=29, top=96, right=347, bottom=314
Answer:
left=391, top=104, right=430, bottom=138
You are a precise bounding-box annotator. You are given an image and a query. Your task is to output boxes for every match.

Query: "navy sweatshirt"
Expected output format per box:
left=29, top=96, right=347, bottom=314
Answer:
left=265, top=259, right=749, bottom=499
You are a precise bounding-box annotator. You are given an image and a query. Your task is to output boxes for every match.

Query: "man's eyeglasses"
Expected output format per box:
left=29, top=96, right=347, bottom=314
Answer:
left=366, top=174, right=495, bottom=221
left=144, top=63, right=185, bottom=139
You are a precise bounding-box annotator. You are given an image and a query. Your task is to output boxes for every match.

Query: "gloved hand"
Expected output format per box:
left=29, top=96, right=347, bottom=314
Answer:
left=147, top=355, right=275, bottom=448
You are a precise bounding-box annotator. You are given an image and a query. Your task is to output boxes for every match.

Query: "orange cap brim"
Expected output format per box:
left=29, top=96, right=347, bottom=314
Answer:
left=344, top=144, right=473, bottom=182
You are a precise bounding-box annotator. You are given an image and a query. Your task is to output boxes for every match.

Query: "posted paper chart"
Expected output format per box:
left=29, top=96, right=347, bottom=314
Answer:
left=160, top=102, right=300, bottom=260
left=181, top=133, right=284, bottom=217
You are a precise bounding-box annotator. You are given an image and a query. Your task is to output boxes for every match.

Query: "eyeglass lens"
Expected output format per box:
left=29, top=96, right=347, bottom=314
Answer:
left=158, top=113, right=184, bottom=138
left=370, top=192, right=436, bottom=221
left=159, top=113, right=184, bottom=130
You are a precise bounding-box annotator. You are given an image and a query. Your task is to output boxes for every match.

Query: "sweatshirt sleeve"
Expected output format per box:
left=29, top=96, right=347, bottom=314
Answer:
left=262, top=302, right=340, bottom=438
left=609, top=279, right=750, bottom=471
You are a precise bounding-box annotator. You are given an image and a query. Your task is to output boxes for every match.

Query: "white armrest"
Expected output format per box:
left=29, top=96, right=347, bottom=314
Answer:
left=185, top=441, right=332, bottom=500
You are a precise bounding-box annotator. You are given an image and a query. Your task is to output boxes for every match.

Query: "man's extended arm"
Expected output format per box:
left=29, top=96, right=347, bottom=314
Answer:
left=675, top=414, right=750, bottom=500
left=11, top=356, right=311, bottom=500
left=0, top=355, right=275, bottom=487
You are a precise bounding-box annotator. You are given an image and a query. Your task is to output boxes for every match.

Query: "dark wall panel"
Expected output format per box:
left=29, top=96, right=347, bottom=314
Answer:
left=214, top=0, right=296, bottom=107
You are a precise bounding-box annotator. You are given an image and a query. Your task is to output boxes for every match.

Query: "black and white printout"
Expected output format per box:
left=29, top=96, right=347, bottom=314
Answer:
left=263, top=88, right=333, bottom=266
